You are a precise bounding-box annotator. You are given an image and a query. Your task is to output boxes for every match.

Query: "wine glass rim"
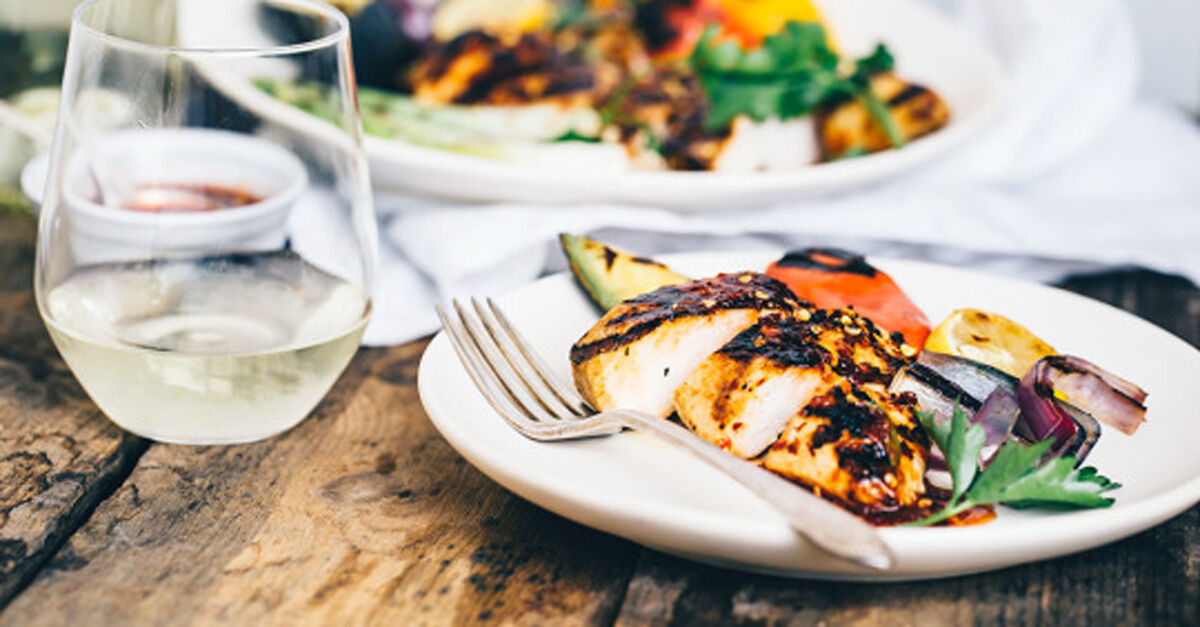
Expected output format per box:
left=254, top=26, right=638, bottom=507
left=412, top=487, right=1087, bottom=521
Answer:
left=71, top=0, right=350, bottom=57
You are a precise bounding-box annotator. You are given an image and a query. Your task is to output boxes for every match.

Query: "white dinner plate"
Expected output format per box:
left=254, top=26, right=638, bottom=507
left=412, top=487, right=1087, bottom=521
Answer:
left=417, top=251, right=1200, bottom=581
left=190, top=0, right=1004, bottom=209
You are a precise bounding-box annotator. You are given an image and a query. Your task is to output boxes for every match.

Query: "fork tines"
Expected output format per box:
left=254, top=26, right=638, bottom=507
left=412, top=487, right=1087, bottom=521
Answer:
left=435, top=298, right=591, bottom=434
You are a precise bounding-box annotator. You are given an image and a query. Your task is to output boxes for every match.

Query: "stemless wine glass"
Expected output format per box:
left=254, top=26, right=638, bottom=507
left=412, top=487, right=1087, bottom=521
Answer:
left=34, top=0, right=377, bottom=444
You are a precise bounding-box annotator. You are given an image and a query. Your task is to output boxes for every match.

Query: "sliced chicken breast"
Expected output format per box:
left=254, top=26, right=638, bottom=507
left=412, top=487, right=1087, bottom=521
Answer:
left=763, top=382, right=929, bottom=518
left=807, top=307, right=913, bottom=386
left=674, top=313, right=831, bottom=458
left=673, top=306, right=911, bottom=458
left=570, top=273, right=801, bottom=417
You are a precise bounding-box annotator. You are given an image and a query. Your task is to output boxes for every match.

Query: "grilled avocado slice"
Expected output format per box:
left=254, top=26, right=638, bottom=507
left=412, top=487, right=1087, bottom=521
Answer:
left=560, top=233, right=689, bottom=310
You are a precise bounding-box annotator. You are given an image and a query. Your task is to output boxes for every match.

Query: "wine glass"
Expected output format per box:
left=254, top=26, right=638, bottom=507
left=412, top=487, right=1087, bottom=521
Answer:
left=33, top=0, right=377, bottom=444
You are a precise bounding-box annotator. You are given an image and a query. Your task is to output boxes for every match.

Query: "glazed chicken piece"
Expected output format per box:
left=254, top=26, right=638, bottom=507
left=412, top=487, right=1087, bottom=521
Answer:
left=608, top=68, right=733, bottom=170
left=806, top=307, right=912, bottom=387
left=409, top=31, right=596, bottom=107
left=570, top=270, right=930, bottom=519
left=570, top=273, right=802, bottom=417
left=674, top=313, right=830, bottom=458
left=816, top=72, right=950, bottom=159
left=763, top=382, right=929, bottom=519
left=674, top=307, right=911, bottom=459
left=676, top=305, right=928, bottom=516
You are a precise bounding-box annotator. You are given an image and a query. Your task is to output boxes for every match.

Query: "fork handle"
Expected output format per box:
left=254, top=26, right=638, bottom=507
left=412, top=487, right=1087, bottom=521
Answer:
left=609, top=409, right=895, bottom=571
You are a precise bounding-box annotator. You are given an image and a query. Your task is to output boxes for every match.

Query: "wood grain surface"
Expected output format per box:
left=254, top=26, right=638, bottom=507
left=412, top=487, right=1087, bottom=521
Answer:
left=0, top=342, right=638, bottom=626
left=0, top=212, right=1196, bottom=625
left=0, top=214, right=145, bottom=605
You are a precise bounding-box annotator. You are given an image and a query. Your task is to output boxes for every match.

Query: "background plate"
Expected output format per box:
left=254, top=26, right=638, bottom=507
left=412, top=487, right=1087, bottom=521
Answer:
left=192, top=0, right=1004, bottom=208
left=417, top=251, right=1200, bottom=580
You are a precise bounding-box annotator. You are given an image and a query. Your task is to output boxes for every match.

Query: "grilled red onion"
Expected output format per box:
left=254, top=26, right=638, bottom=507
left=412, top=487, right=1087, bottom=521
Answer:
left=1017, top=361, right=1102, bottom=463
left=895, top=351, right=1101, bottom=468
left=918, top=351, right=1015, bottom=403
left=890, top=354, right=1020, bottom=469
left=1057, top=402, right=1102, bottom=462
left=890, top=362, right=982, bottom=421
left=975, top=387, right=1021, bottom=465
left=1038, top=355, right=1147, bottom=435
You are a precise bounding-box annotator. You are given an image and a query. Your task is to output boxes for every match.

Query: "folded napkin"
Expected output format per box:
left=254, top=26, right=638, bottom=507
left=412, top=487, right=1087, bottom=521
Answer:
left=348, top=0, right=1200, bottom=346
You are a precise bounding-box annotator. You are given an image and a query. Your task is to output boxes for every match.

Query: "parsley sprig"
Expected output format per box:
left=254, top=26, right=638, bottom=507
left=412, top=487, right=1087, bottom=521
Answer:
left=688, top=21, right=902, bottom=143
left=908, top=406, right=1120, bottom=527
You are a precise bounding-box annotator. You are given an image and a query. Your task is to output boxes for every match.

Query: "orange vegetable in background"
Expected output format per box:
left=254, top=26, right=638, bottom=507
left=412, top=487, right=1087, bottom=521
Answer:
left=716, top=0, right=829, bottom=47
left=648, top=0, right=830, bottom=61
left=766, top=248, right=931, bottom=348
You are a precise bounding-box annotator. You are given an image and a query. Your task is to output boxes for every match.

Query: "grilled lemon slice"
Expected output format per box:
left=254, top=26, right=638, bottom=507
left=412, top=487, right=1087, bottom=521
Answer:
left=925, top=308, right=1055, bottom=377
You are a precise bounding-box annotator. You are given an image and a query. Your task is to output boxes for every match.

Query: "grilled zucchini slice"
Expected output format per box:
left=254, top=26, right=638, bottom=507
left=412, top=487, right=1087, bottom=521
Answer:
left=560, top=233, right=689, bottom=310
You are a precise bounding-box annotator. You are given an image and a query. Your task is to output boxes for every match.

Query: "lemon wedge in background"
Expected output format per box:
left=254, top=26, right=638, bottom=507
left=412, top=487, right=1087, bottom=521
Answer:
left=433, top=0, right=554, bottom=42
left=924, top=308, right=1056, bottom=377
left=716, top=0, right=831, bottom=46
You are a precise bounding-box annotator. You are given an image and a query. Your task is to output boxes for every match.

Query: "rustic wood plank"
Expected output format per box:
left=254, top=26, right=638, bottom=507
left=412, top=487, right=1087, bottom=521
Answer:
left=0, top=340, right=639, bottom=625
left=613, top=504, right=1198, bottom=626
left=1057, top=269, right=1200, bottom=348
left=0, top=213, right=146, bottom=605
left=611, top=269, right=1200, bottom=626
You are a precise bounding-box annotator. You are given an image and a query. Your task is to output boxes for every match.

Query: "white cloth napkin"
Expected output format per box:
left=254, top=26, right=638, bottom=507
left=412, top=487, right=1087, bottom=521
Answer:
left=351, top=0, right=1200, bottom=346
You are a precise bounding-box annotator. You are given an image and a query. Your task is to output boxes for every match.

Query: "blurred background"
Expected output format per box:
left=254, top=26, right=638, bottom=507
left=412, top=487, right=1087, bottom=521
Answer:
left=926, top=0, right=1198, bottom=113
left=2, top=0, right=1198, bottom=345
left=2, top=0, right=1196, bottom=210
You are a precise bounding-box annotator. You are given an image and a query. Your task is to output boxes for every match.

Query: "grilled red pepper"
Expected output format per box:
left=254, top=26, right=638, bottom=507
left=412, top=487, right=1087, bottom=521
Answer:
left=766, top=248, right=930, bottom=348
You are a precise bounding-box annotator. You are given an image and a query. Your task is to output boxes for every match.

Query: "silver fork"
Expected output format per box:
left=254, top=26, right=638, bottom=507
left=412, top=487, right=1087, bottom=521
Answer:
left=435, top=297, right=895, bottom=571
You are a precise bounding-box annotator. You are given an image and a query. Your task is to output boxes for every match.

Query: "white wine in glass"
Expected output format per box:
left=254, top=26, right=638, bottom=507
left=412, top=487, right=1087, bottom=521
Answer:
left=35, top=0, right=377, bottom=444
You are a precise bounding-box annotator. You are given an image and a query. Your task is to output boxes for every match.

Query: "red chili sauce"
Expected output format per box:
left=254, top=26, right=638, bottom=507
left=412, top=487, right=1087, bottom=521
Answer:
left=121, top=183, right=263, bottom=213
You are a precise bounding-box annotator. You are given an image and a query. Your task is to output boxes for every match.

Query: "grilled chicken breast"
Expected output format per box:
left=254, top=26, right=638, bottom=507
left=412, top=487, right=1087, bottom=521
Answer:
left=675, top=307, right=912, bottom=459
left=569, top=266, right=931, bottom=521
left=763, top=382, right=929, bottom=518
left=817, top=72, right=950, bottom=159
left=674, top=313, right=829, bottom=458
left=807, top=307, right=912, bottom=386
left=570, top=273, right=801, bottom=417
left=410, top=31, right=597, bottom=107
left=607, top=69, right=732, bottom=171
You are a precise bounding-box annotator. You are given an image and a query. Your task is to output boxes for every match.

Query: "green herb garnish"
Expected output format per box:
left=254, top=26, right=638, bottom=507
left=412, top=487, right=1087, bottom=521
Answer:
left=688, top=22, right=903, bottom=145
left=553, top=129, right=602, bottom=143
left=844, top=44, right=904, bottom=148
left=908, top=406, right=1120, bottom=526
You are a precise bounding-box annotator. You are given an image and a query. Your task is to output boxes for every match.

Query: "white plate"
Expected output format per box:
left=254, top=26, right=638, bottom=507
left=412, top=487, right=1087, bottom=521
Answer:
left=417, top=251, right=1200, bottom=580
left=192, top=0, right=1004, bottom=209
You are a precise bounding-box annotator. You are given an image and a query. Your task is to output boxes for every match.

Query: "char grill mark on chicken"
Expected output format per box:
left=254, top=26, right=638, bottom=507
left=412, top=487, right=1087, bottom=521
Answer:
left=806, top=306, right=911, bottom=386
left=674, top=313, right=831, bottom=458
left=673, top=306, right=928, bottom=518
left=569, top=272, right=930, bottom=520
left=816, top=72, right=950, bottom=159
left=570, top=273, right=802, bottom=418
left=764, top=381, right=929, bottom=519
left=410, top=31, right=597, bottom=106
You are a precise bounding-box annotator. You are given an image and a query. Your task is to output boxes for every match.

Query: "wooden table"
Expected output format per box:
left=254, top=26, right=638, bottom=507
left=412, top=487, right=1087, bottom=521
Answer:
left=1, top=212, right=1197, bottom=625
